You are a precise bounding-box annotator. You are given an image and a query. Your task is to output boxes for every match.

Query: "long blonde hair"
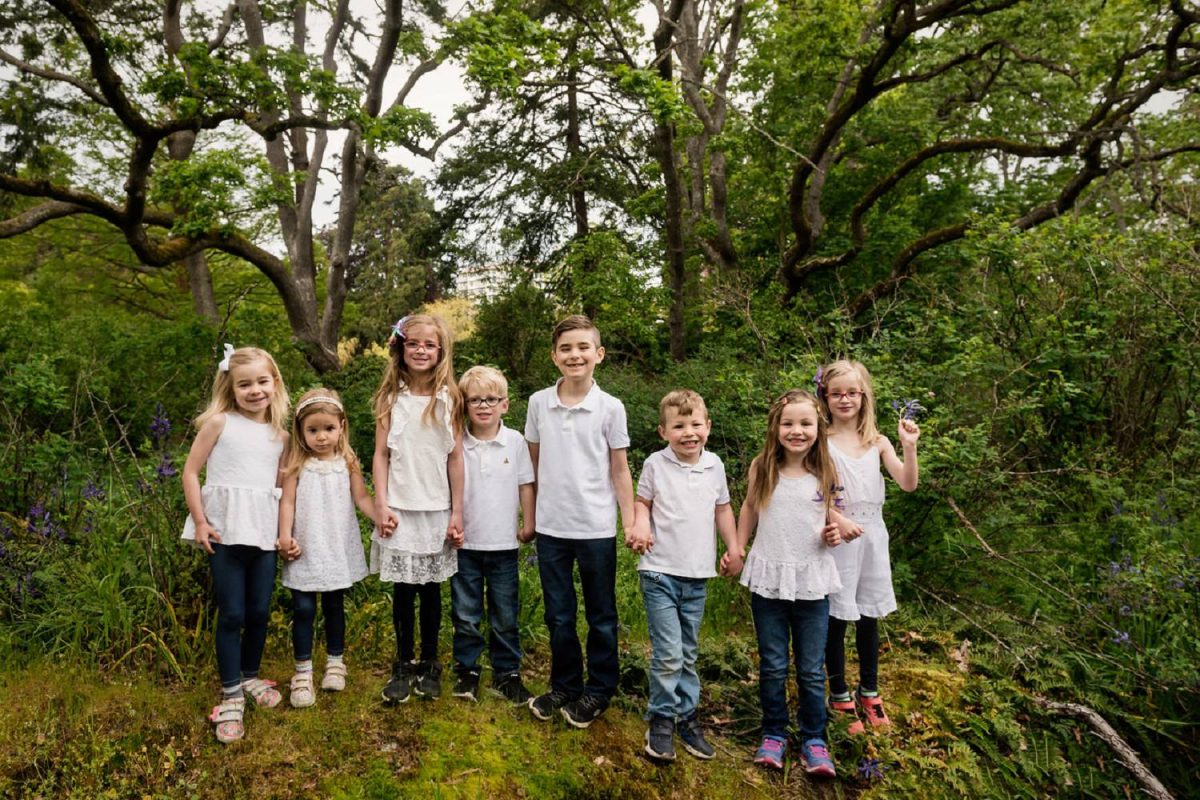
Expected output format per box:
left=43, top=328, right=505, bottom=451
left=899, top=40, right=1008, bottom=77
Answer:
left=747, top=390, right=839, bottom=512
left=371, top=314, right=462, bottom=431
left=819, top=359, right=880, bottom=444
left=194, top=346, right=289, bottom=439
left=284, top=388, right=359, bottom=477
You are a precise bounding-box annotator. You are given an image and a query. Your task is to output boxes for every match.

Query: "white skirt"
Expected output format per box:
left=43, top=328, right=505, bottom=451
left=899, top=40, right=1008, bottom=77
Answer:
left=827, top=517, right=897, bottom=621
left=370, top=508, right=457, bottom=583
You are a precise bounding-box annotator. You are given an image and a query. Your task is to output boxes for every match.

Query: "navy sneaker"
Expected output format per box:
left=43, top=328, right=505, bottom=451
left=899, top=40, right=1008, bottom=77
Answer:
left=492, top=673, right=533, bottom=705
left=452, top=669, right=479, bottom=702
left=644, top=715, right=676, bottom=761
left=799, top=738, right=836, bottom=777
left=413, top=660, right=442, bottom=699
left=677, top=713, right=715, bottom=760
left=382, top=661, right=416, bottom=704
left=561, top=694, right=608, bottom=729
left=529, top=689, right=573, bottom=721
left=753, top=735, right=786, bottom=769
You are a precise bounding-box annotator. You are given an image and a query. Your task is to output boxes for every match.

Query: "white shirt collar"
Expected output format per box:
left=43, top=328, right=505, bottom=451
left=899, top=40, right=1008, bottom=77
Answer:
left=547, top=378, right=601, bottom=411
left=464, top=421, right=507, bottom=450
left=659, top=446, right=718, bottom=472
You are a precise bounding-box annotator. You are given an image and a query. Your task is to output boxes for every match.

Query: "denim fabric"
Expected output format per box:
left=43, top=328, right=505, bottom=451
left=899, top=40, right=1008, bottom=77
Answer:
left=209, top=543, right=277, bottom=688
left=750, top=592, right=829, bottom=740
left=291, top=589, right=347, bottom=661
left=537, top=534, right=618, bottom=699
left=451, top=549, right=522, bottom=675
left=640, top=571, right=707, bottom=720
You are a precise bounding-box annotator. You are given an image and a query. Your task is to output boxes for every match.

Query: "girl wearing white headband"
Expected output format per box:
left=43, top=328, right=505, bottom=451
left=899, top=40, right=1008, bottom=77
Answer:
left=277, top=387, right=377, bottom=709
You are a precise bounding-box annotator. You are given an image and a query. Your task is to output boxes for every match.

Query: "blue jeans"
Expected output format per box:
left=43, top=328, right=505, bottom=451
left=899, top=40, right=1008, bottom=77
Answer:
left=640, top=571, right=707, bottom=720
left=291, top=589, right=346, bottom=661
left=537, top=534, right=619, bottom=700
left=209, top=544, right=277, bottom=689
left=750, top=592, right=829, bottom=740
left=451, top=549, right=522, bottom=675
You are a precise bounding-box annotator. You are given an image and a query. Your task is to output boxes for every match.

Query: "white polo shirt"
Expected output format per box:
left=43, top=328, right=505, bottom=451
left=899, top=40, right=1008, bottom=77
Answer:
left=462, top=424, right=535, bottom=551
left=525, top=379, right=630, bottom=539
left=636, top=447, right=731, bottom=578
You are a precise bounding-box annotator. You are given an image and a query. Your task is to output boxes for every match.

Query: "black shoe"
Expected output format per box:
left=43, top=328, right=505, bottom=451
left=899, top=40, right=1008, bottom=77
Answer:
left=529, top=689, right=573, bottom=721
left=382, top=661, right=416, bottom=704
left=644, top=715, right=676, bottom=761
left=413, top=660, right=442, bottom=699
left=676, top=713, right=715, bottom=760
left=452, top=669, right=480, bottom=702
left=492, top=673, right=533, bottom=705
left=561, top=694, right=608, bottom=729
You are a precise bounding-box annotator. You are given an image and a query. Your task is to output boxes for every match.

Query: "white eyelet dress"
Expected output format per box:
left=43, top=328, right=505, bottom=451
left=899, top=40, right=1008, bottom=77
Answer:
left=740, top=473, right=842, bottom=600
left=281, top=458, right=369, bottom=591
left=182, top=413, right=284, bottom=550
left=370, top=389, right=458, bottom=584
left=826, top=440, right=898, bottom=621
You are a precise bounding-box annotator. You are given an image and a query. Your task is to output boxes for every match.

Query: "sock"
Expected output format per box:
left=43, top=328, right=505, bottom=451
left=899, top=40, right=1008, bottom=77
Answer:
left=831, top=691, right=852, bottom=703
left=295, top=659, right=313, bottom=674
left=327, top=653, right=344, bottom=666
left=858, top=687, right=879, bottom=697
left=222, top=683, right=243, bottom=701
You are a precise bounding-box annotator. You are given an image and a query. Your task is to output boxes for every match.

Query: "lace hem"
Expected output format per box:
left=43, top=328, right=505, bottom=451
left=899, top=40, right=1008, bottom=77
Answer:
left=739, top=553, right=842, bottom=601
left=370, top=541, right=457, bottom=583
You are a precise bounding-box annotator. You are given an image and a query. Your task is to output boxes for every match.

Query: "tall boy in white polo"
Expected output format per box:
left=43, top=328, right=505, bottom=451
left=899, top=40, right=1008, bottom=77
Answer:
left=526, top=317, right=634, bottom=729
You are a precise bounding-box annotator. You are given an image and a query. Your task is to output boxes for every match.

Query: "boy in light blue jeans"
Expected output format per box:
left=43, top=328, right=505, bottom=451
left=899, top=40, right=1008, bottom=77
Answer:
left=629, top=390, right=742, bottom=761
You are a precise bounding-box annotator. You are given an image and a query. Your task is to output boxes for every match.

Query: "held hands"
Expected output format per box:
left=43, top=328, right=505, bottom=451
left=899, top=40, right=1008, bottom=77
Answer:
left=276, top=535, right=302, bottom=561
left=446, top=511, right=465, bottom=549
left=195, top=522, right=221, bottom=555
left=719, top=548, right=745, bottom=578
left=898, top=417, right=921, bottom=448
left=822, top=522, right=843, bottom=547
left=376, top=503, right=398, bottom=538
left=518, top=526, right=536, bottom=544
left=625, top=519, right=654, bottom=555
left=837, top=517, right=864, bottom=543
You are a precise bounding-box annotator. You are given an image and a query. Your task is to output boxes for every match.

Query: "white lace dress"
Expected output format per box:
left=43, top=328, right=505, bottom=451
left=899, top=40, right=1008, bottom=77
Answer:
left=740, top=472, right=842, bottom=601
left=182, top=412, right=283, bottom=551
left=827, top=440, right=897, bottom=620
left=370, top=390, right=458, bottom=584
left=282, top=457, right=369, bottom=592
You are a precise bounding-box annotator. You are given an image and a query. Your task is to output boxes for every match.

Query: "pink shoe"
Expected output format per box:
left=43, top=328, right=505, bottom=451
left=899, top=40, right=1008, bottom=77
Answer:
left=857, top=690, right=891, bottom=729
left=829, top=696, right=865, bottom=735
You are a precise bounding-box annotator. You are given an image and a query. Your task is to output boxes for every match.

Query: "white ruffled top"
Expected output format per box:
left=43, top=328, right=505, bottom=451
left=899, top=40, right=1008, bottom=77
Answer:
left=740, top=472, right=843, bottom=601
left=182, top=412, right=284, bottom=551
left=828, top=440, right=886, bottom=523
left=282, top=457, right=369, bottom=591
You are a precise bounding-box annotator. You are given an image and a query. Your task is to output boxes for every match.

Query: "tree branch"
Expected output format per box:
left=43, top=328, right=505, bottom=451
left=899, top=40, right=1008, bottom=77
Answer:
left=0, top=48, right=106, bottom=105
left=0, top=201, right=89, bottom=237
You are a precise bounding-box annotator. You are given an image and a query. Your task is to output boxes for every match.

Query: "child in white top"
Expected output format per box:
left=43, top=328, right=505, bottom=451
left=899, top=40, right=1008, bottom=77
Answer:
left=525, top=315, right=635, bottom=728
left=731, top=389, right=843, bottom=777
left=449, top=366, right=536, bottom=704
left=181, top=344, right=290, bottom=744
left=630, top=390, right=740, bottom=762
left=371, top=314, right=465, bottom=703
left=277, top=388, right=375, bottom=708
left=818, top=359, right=920, bottom=734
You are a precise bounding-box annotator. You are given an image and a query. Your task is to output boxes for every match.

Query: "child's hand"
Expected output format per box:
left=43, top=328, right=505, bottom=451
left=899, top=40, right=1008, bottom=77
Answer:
left=898, top=417, right=921, bottom=447
left=838, top=517, right=863, bottom=542
left=446, top=513, right=465, bottom=549
left=376, top=504, right=398, bottom=538
left=822, top=522, right=842, bottom=547
left=518, top=526, right=536, bottom=544
left=195, top=522, right=221, bottom=555
left=276, top=535, right=302, bottom=561
left=720, top=549, right=744, bottom=578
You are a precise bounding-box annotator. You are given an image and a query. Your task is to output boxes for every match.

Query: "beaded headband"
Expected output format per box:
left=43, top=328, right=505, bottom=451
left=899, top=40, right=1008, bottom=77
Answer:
left=295, top=395, right=343, bottom=415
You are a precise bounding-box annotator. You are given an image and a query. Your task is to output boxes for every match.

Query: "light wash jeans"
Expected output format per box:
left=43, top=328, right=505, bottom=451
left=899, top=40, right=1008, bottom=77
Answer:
left=640, top=570, right=708, bottom=720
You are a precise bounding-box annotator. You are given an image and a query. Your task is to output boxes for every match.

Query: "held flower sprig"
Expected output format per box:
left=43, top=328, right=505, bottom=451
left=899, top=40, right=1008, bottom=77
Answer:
left=891, top=398, right=925, bottom=421
left=387, top=316, right=409, bottom=347
left=812, top=366, right=825, bottom=399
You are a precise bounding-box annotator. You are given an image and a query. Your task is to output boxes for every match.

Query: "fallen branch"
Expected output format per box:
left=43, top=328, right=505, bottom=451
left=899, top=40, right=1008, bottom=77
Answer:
left=1034, top=697, right=1174, bottom=800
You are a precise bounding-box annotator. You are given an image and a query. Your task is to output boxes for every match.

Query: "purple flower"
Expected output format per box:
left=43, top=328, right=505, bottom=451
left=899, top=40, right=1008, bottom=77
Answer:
left=155, top=455, right=178, bottom=481
left=813, top=366, right=825, bottom=397
left=524, top=552, right=538, bottom=566
left=150, top=403, right=171, bottom=441
left=387, top=316, right=409, bottom=347
left=891, top=398, right=925, bottom=421
left=1111, top=630, right=1131, bottom=646
left=82, top=480, right=105, bottom=501
left=1170, top=576, right=1186, bottom=591
left=858, top=758, right=886, bottom=781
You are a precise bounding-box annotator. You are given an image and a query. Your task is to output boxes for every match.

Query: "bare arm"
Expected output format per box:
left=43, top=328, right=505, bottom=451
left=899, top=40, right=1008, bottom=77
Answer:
left=518, top=482, right=536, bottom=542
left=631, top=496, right=654, bottom=553
left=609, top=447, right=636, bottom=538
left=880, top=419, right=920, bottom=492
left=715, top=502, right=742, bottom=576
left=527, top=441, right=540, bottom=480
left=276, top=470, right=301, bottom=560
left=735, top=472, right=760, bottom=555
left=349, top=468, right=377, bottom=523
left=447, top=432, right=465, bottom=547
left=372, top=417, right=398, bottom=536
left=182, top=414, right=225, bottom=554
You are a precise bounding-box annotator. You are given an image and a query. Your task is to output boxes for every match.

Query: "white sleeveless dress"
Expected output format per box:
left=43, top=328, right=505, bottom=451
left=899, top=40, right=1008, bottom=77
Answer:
left=370, top=390, right=458, bottom=583
left=740, top=473, right=842, bottom=601
left=182, top=412, right=283, bottom=551
left=282, top=457, right=369, bottom=592
left=827, top=440, right=897, bottom=621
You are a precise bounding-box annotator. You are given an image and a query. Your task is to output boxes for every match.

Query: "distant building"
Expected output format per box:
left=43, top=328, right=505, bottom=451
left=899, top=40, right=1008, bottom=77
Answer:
left=454, top=263, right=513, bottom=300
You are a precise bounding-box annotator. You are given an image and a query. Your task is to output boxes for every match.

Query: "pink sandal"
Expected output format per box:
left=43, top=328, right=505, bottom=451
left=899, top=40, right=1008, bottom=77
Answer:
left=209, top=697, right=245, bottom=744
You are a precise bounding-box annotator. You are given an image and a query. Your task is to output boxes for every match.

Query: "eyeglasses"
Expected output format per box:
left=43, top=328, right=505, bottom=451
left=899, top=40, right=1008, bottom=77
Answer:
left=403, top=340, right=440, bottom=352
left=467, top=396, right=503, bottom=408
left=826, top=390, right=862, bottom=401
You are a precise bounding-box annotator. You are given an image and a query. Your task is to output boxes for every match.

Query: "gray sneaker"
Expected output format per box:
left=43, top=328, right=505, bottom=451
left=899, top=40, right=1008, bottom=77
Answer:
left=677, top=713, right=715, bottom=759
left=644, top=715, right=676, bottom=761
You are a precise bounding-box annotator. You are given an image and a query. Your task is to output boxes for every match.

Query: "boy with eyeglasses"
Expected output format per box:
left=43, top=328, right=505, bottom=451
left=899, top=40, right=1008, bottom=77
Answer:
left=449, top=366, right=536, bottom=703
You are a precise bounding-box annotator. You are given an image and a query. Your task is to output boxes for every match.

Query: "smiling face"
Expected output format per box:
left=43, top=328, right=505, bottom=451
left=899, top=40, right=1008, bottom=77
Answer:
left=776, top=399, right=820, bottom=459
left=659, top=406, right=711, bottom=464
left=465, top=391, right=509, bottom=436
left=401, top=322, right=442, bottom=376
left=824, top=371, right=865, bottom=426
left=229, top=358, right=278, bottom=421
left=301, top=410, right=344, bottom=459
left=551, top=328, right=604, bottom=382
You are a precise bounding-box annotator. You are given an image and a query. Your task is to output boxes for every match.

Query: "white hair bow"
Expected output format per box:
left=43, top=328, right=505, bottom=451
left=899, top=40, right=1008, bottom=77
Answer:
left=218, top=343, right=235, bottom=372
